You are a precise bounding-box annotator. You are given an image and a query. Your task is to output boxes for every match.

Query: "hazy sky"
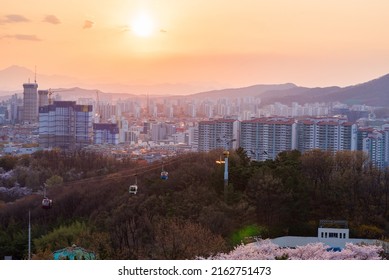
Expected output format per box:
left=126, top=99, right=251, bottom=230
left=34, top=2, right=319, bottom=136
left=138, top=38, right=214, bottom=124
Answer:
left=1, top=0, right=389, bottom=92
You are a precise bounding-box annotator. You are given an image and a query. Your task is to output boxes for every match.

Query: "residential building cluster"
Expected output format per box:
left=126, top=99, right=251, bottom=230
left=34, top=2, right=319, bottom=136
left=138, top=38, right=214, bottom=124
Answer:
left=198, top=116, right=389, bottom=168
left=0, top=82, right=389, bottom=168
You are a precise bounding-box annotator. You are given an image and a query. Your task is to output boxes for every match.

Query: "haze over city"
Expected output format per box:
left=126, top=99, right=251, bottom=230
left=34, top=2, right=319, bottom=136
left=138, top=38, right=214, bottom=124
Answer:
left=2, top=0, right=389, bottom=94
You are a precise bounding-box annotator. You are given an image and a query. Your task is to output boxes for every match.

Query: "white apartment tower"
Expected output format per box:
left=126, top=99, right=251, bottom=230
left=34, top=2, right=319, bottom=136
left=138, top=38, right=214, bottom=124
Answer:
left=188, top=126, right=199, bottom=151
left=297, top=118, right=357, bottom=153
left=198, top=119, right=239, bottom=152
left=240, top=117, right=297, bottom=161
left=362, top=130, right=385, bottom=169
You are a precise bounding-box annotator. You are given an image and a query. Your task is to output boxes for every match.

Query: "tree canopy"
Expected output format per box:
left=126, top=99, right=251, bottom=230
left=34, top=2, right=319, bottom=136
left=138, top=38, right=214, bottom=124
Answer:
left=0, top=148, right=388, bottom=259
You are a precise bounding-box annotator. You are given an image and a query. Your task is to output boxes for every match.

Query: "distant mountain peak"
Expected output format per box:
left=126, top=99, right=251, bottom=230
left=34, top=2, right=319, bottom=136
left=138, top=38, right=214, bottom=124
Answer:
left=0, top=65, right=33, bottom=74
left=4, top=65, right=31, bottom=70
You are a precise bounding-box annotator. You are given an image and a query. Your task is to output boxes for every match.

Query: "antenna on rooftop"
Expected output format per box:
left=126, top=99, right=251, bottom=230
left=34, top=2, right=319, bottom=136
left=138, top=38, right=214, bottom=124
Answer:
left=34, top=65, right=37, bottom=84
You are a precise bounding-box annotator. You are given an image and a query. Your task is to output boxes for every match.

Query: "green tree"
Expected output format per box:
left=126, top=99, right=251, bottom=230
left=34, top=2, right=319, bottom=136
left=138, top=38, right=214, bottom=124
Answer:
left=247, top=167, right=292, bottom=228
left=45, top=175, right=64, bottom=188
left=33, top=221, right=89, bottom=252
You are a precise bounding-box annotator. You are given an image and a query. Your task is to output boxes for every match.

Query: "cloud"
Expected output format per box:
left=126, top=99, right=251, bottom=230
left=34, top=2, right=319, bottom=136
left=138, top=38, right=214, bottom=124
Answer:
left=160, top=29, right=167, bottom=33
left=83, top=20, right=94, bottom=29
left=5, top=14, right=30, bottom=23
left=1, top=14, right=30, bottom=24
left=2, top=34, right=42, bottom=41
left=43, top=15, right=61, bottom=25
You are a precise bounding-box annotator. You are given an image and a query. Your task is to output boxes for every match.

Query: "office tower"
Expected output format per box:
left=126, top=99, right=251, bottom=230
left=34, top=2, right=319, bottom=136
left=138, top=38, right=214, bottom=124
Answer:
left=23, top=82, right=38, bottom=123
left=93, top=123, right=119, bottom=145
left=39, top=101, right=93, bottom=149
left=198, top=119, right=239, bottom=152
left=240, top=117, right=297, bottom=161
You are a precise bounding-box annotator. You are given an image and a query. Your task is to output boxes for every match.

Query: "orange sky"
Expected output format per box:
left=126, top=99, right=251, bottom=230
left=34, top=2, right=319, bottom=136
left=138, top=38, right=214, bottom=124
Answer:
left=1, top=0, right=389, bottom=93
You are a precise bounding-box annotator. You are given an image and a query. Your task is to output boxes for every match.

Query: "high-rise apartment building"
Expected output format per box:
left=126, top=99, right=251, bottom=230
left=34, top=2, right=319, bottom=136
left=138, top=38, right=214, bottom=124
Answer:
left=240, top=117, right=297, bottom=161
left=188, top=126, right=199, bottom=151
left=362, top=130, right=385, bottom=169
left=8, top=94, right=20, bottom=123
left=198, top=119, right=239, bottom=152
left=297, top=118, right=357, bottom=153
left=150, top=122, right=177, bottom=142
left=22, top=83, right=38, bottom=123
left=357, top=127, right=375, bottom=151
left=38, top=101, right=93, bottom=149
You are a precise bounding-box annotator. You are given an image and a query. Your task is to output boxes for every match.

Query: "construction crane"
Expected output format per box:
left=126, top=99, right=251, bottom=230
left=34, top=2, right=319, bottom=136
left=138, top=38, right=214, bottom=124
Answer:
left=48, top=88, right=72, bottom=105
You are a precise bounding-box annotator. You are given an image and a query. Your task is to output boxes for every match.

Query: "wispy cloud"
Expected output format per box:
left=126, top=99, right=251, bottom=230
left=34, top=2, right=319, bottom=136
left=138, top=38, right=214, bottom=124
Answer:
left=83, top=20, right=94, bottom=29
left=2, top=34, right=42, bottom=41
left=2, top=14, right=30, bottom=23
left=119, top=25, right=130, bottom=32
left=43, top=15, right=61, bottom=25
left=160, top=29, right=167, bottom=33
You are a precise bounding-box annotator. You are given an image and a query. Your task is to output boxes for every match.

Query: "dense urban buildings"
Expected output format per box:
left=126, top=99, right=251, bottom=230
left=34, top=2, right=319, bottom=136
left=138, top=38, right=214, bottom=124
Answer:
left=3, top=82, right=389, bottom=168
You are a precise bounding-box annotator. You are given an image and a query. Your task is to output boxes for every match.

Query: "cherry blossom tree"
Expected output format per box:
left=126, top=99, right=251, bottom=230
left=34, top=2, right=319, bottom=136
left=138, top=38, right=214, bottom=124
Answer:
left=200, top=239, right=384, bottom=260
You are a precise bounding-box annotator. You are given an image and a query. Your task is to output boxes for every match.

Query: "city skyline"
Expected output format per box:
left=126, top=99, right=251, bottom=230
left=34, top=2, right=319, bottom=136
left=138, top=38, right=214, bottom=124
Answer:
left=1, top=1, right=389, bottom=94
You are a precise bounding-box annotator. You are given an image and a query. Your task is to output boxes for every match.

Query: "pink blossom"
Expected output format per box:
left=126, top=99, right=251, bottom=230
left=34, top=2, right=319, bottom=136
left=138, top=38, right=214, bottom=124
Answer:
left=202, top=240, right=383, bottom=260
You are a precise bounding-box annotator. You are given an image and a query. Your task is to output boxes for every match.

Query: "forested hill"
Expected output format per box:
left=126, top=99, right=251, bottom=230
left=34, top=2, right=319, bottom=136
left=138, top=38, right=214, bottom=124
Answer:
left=0, top=149, right=388, bottom=259
left=187, top=73, right=389, bottom=107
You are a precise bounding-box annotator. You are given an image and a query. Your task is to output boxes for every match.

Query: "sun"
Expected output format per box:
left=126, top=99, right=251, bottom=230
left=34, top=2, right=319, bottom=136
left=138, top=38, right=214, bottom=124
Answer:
left=131, top=12, right=154, bottom=37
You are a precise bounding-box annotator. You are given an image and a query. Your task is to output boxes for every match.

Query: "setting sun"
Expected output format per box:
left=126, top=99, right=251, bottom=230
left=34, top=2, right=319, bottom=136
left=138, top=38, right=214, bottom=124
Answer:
left=131, top=12, right=154, bottom=37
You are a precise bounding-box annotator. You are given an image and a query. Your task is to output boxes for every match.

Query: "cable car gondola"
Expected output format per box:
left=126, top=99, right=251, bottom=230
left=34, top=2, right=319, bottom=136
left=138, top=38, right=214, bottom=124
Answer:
left=160, top=171, right=168, bottom=180
left=129, top=174, right=138, bottom=194
left=160, top=164, right=168, bottom=180
left=42, top=197, right=53, bottom=209
left=41, top=184, right=53, bottom=209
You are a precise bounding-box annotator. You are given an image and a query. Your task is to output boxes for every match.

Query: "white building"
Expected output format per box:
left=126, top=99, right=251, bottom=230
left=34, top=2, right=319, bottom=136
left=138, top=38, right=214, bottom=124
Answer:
left=198, top=118, right=239, bottom=152
left=362, top=130, right=386, bottom=169
left=240, top=117, right=297, bottom=161
left=172, top=132, right=186, bottom=144
left=297, top=117, right=357, bottom=153
left=271, top=220, right=388, bottom=251
left=188, top=125, right=199, bottom=151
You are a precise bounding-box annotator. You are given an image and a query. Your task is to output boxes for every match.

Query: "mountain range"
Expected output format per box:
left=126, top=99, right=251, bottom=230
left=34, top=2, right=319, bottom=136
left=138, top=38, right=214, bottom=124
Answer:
left=0, top=65, right=221, bottom=96
left=1, top=65, right=389, bottom=106
left=185, top=73, right=389, bottom=107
